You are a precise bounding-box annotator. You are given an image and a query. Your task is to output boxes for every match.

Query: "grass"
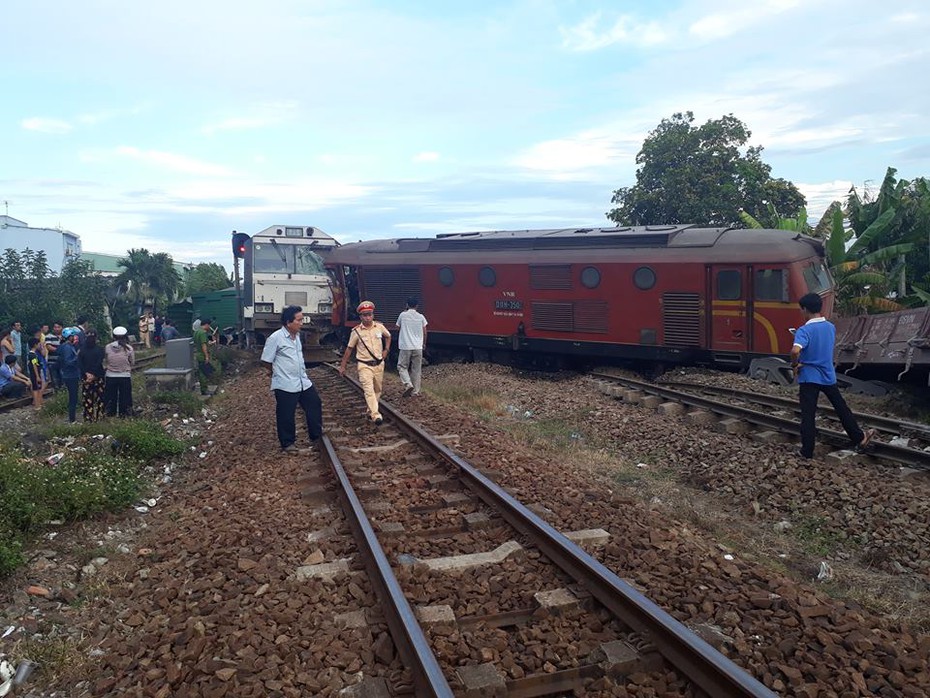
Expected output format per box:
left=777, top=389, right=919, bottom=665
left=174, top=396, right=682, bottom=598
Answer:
left=428, top=383, right=504, bottom=417
left=791, top=513, right=843, bottom=557
left=0, top=419, right=184, bottom=577
left=149, top=390, right=203, bottom=417
left=9, top=636, right=87, bottom=686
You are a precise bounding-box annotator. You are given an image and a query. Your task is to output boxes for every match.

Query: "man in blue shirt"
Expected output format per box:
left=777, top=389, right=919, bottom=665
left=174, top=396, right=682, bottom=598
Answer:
left=790, top=293, right=875, bottom=459
left=260, top=305, right=323, bottom=454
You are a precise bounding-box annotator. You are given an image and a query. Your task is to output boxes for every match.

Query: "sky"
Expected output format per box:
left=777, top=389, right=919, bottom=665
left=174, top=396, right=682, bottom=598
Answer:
left=2, top=0, right=929, bottom=273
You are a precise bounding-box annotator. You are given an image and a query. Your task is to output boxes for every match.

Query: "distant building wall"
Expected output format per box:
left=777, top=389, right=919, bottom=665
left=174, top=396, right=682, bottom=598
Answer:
left=0, top=215, right=81, bottom=274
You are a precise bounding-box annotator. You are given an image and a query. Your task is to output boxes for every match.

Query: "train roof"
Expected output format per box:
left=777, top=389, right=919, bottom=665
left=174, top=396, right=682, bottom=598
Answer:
left=251, top=225, right=339, bottom=244
left=328, top=225, right=825, bottom=264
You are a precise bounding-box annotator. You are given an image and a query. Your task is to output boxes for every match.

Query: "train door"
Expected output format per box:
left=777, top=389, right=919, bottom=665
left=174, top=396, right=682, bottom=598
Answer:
left=707, top=265, right=750, bottom=354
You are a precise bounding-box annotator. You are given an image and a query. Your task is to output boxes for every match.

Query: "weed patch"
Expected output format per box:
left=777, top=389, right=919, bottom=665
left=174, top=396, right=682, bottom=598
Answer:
left=793, top=514, right=842, bottom=557
left=49, top=419, right=186, bottom=461
left=150, top=390, right=202, bottom=417
left=429, top=384, right=503, bottom=415
left=0, top=448, right=144, bottom=577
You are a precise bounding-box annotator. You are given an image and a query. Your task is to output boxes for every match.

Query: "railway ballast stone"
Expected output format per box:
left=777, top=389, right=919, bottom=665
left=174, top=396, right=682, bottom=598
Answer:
left=457, top=663, right=507, bottom=696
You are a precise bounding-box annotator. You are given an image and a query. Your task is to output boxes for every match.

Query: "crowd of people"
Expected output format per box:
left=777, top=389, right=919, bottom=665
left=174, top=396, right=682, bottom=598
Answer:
left=0, top=317, right=140, bottom=422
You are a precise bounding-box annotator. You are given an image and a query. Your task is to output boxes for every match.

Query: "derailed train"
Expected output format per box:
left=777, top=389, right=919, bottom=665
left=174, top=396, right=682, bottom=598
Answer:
left=234, top=223, right=929, bottom=381
left=324, top=225, right=838, bottom=370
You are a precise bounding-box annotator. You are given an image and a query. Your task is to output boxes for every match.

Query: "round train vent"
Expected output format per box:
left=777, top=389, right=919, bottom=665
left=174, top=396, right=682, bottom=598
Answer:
left=580, top=266, right=601, bottom=289
left=438, top=266, right=455, bottom=287
left=478, top=266, right=497, bottom=287
left=633, top=266, right=656, bottom=290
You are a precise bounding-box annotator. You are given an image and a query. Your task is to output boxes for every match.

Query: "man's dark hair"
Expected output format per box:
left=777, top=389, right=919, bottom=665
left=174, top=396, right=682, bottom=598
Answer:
left=281, top=305, right=302, bottom=325
left=10, top=321, right=20, bottom=328
left=76, top=316, right=87, bottom=325
left=798, top=293, right=823, bottom=314
left=200, top=317, right=211, bottom=327
left=165, top=319, right=173, bottom=326
left=406, top=297, right=419, bottom=308
left=53, top=321, right=63, bottom=329
left=4, top=355, right=17, bottom=365
left=28, top=337, right=39, bottom=349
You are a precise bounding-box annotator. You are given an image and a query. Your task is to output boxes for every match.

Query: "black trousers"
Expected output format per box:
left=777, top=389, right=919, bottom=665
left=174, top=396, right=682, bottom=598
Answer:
left=799, top=382, right=864, bottom=457
left=62, top=375, right=80, bottom=422
left=274, top=386, right=323, bottom=448
left=105, top=376, right=133, bottom=417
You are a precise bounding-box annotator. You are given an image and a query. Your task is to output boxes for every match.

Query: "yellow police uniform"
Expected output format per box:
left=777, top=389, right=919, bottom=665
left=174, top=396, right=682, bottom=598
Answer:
left=348, top=321, right=389, bottom=421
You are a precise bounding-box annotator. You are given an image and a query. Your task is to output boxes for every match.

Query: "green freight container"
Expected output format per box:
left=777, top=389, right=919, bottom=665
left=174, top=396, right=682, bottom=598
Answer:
left=191, top=287, right=239, bottom=331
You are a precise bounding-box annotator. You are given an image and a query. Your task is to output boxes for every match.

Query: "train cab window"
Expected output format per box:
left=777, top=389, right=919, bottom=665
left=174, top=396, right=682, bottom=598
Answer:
left=633, top=266, right=656, bottom=290
left=438, top=266, right=455, bottom=287
left=294, top=247, right=326, bottom=275
left=580, top=266, right=601, bottom=289
left=479, top=266, right=497, bottom=287
left=717, top=270, right=741, bottom=300
left=803, top=262, right=833, bottom=294
left=755, top=269, right=787, bottom=301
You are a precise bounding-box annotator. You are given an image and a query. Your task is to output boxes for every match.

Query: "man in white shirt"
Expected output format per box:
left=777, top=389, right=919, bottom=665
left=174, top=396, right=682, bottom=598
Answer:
left=395, top=297, right=428, bottom=397
left=260, top=305, right=323, bottom=453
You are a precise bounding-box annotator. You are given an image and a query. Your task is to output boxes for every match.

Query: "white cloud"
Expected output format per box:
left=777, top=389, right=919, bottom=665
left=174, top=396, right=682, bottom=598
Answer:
left=76, top=104, right=148, bottom=125
left=21, top=117, right=73, bottom=134
left=413, top=151, right=440, bottom=162
left=688, top=0, right=804, bottom=41
left=116, top=146, right=236, bottom=177
left=560, top=11, right=670, bottom=51
left=201, top=100, right=299, bottom=134
left=797, top=180, right=853, bottom=221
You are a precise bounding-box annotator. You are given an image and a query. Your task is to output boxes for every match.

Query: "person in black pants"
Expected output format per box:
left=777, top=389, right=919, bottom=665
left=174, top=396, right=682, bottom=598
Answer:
left=58, top=328, right=82, bottom=423
left=259, top=306, right=323, bottom=453
left=79, top=332, right=107, bottom=422
left=103, top=326, right=135, bottom=417
left=790, top=293, right=875, bottom=459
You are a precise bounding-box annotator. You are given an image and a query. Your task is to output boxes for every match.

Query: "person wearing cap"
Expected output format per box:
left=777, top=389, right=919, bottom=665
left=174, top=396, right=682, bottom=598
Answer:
left=104, top=326, right=135, bottom=417
left=338, top=300, right=391, bottom=425
left=58, top=328, right=82, bottom=422
left=395, top=296, right=428, bottom=397
left=260, top=305, right=323, bottom=454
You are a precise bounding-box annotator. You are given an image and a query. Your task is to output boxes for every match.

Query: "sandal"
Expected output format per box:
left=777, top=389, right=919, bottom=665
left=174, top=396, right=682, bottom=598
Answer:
left=855, top=428, right=876, bottom=454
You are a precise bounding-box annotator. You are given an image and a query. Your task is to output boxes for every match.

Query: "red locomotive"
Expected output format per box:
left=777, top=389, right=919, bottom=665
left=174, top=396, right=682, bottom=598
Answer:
left=326, top=225, right=833, bottom=369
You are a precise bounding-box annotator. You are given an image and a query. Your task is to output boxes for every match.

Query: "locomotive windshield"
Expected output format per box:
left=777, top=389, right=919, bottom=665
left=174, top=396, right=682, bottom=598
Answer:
left=253, top=243, right=327, bottom=275
left=803, top=261, right=833, bottom=294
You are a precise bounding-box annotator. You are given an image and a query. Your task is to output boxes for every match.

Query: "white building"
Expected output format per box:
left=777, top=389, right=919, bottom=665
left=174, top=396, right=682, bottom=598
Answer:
left=0, top=215, right=81, bottom=273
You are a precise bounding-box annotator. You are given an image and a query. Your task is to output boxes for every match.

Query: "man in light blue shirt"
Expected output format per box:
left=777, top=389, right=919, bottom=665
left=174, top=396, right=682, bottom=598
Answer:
left=790, top=293, right=874, bottom=459
left=260, top=305, right=323, bottom=453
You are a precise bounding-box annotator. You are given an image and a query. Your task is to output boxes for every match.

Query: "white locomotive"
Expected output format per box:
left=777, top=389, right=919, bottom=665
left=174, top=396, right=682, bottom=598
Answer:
left=242, top=224, right=339, bottom=358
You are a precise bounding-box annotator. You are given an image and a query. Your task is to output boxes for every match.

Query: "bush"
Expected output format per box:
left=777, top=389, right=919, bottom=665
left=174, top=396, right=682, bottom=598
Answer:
left=0, top=447, right=144, bottom=577
left=49, top=419, right=186, bottom=462
left=150, top=390, right=202, bottom=417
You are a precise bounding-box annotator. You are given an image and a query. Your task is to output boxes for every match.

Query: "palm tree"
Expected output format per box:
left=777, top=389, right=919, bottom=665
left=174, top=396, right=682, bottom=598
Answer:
left=115, top=248, right=181, bottom=315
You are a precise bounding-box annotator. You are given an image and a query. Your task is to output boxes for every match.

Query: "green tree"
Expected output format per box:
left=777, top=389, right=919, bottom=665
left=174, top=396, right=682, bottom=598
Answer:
left=846, top=167, right=929, bottom=306
left=607, top=112, right=805, bottom=228
left=114, top=249, right=181, bottom=315
left=184, top=263, right=231, bottom=295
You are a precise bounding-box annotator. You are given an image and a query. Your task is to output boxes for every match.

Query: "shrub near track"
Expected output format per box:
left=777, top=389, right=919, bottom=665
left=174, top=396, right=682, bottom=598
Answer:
left=0, top=419, right=185, bottom=577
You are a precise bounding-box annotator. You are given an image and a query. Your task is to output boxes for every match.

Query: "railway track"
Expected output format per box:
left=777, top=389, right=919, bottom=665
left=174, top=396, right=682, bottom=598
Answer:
left=590, top=371, right=930, bottom=471
left=310, top=364, right=774, bottom=696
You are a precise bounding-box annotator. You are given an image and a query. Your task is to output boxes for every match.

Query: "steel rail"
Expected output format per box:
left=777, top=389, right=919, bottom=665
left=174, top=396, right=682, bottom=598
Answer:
left=591, top=372, right=930, bottom=471
left=327, top=364, right=776, bottom=697
left=317, top=434, right=454, bottom=698
left=660, top=380, right=930, bottom=439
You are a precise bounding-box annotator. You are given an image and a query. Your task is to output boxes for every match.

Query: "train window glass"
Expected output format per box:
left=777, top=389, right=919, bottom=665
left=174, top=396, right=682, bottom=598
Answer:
left=803, top=262, right=833, bottom=294
left=717, top=270, right=741, bottom=300
left=479, top=266, right=497, bottom=287
left=755, top=269, right=787, bottom=301
left=633, top=266, right=656, bottom=290
left=438, top=267, right=455, bottom=287
left=580, top=266, right=601, bottom=289
left=294, top=247, right=326, bottom=275
left=253, top=243, right=291, bottom=273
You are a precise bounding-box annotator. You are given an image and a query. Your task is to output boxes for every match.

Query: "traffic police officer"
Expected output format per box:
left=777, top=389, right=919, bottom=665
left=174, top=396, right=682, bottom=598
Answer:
left=338, top=300, right=391, bottom=425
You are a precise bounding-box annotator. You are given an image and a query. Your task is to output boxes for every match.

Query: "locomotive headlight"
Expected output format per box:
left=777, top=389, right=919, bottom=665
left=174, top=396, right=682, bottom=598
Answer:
left=317, top=302, right=332, bottom=314
left=255, top=302, right=274, bottom=314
